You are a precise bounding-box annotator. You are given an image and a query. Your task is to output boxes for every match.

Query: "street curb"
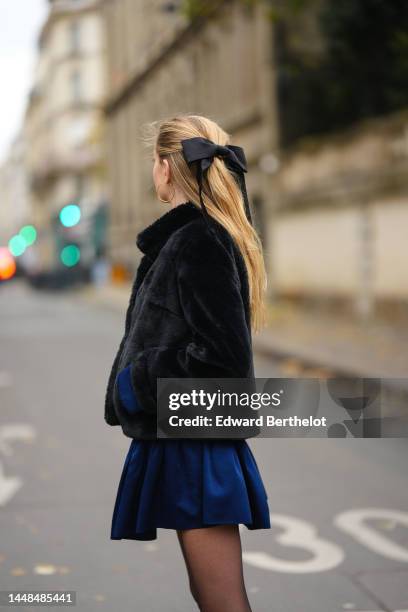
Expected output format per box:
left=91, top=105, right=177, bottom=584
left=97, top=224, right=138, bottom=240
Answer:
left=75, top=284, right=129, bottom=312
left=253, top=334, right=408, bottom=394
left=253, top=333, right=366, bottom=378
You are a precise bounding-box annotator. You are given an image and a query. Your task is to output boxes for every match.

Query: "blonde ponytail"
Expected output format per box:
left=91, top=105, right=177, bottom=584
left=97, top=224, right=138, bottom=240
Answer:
left=141, top=113, right=268, bottom=332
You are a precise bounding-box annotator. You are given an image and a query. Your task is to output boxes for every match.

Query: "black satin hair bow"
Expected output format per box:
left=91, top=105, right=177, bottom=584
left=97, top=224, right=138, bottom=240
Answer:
left=181, top=136, right=253, bottom=227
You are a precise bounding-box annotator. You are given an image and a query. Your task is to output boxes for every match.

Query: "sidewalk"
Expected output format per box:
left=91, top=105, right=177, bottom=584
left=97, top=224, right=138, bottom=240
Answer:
left=255, top=301, right=408, bottom=381
left=78, top=282, right=408, bottom=381
left=78, top=281, right=131, bottom=312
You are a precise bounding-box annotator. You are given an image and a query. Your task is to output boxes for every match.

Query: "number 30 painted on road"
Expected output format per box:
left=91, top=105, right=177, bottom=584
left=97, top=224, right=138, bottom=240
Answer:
left=241, top=508, right=408, bottom=573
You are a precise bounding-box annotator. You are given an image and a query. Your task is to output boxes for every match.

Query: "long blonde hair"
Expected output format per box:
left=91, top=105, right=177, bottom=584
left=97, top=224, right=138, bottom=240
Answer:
left=142, top=113, right=268, bottom=333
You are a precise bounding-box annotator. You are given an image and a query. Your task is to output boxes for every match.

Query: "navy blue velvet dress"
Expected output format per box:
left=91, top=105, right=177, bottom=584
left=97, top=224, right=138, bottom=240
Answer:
left=110, top=365, right=271, bottom=541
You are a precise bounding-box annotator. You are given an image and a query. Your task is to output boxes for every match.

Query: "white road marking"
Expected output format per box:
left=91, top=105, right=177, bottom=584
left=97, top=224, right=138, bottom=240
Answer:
left=0, top=423, right=36, bottom=456
left=242, top=514, right=344, bottom=573
left=0, top=423, right=37, bottom=506
left=241, top=509, right=408, bottom=573
left=335, top=508, right=408, bottom=562
left=0, top=461, right=22, bottom=507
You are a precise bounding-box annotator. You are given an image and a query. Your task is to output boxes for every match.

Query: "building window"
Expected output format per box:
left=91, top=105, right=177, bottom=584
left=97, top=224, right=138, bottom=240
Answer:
left=71, top=70, right=82, bottom=103
left=69, top=20, right=81, bottom=53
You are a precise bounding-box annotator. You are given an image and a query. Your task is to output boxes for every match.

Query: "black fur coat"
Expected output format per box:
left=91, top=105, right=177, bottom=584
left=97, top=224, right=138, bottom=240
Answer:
left=104, top=200, right=254, bottom=439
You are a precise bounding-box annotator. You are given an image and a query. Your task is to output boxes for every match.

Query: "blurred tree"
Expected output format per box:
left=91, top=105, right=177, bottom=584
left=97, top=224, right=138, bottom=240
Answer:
left=275, top=0, right=408, bottom=146
left=180, top=0, right=312, bottom=20
left=181, top=0, right=408, bottom=146
left=320, top=0, right=408, bottom=120
left=180, top=0, right=221, bottom=19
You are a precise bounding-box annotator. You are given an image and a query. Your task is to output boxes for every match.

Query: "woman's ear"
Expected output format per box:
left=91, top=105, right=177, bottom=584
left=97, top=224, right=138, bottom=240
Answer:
left=161, top=157, right=171, bottom=183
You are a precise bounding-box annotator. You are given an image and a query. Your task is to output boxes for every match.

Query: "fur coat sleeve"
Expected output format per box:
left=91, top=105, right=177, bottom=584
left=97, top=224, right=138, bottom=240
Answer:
left=126, top=229, right=253, bottom=416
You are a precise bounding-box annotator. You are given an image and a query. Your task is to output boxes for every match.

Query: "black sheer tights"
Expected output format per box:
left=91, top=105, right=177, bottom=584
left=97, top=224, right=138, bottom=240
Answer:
left=177, top=525, right=253, bottom=612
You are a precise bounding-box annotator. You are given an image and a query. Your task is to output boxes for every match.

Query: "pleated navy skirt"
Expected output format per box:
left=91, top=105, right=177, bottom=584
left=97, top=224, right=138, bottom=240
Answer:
left=110, top=438, right=271, bottom=541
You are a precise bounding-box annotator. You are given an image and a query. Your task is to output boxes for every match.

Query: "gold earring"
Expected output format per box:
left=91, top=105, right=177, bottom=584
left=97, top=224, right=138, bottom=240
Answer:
left=158, top=183, right=175, bottom=204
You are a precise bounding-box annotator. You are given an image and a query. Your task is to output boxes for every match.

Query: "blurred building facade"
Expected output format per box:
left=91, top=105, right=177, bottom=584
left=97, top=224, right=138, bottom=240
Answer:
left=24, top=0, right=108, bottom=270
left=103, top=0, right=278, bottom=272
left=0, top=132, right=30, bottom=246
left=103, top=0, right=408, bottom=316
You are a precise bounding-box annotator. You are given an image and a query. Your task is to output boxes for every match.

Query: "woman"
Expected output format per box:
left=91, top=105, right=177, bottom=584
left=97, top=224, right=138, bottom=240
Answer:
left=105, top=114, right=271, bottom=611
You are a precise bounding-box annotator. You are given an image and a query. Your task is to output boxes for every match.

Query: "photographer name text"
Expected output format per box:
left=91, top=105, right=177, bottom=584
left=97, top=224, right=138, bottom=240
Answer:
left=166, top=415, right=327, bottom=428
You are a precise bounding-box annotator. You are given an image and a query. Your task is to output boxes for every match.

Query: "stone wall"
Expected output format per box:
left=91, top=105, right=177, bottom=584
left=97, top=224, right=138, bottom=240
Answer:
left=270, top=109, right=408, bottom=313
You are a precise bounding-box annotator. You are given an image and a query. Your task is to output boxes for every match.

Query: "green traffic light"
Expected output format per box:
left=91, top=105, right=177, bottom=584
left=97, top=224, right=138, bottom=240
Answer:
left=61, top=244, right=80, bottom=267
left=19, top=225, right=37, bottom=245
left=8, top=234, right=27, bottom=257
left=60, top=204, right=81, bottom=227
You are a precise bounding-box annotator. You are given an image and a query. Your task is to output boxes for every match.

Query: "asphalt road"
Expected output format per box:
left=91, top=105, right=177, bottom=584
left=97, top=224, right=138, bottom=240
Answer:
left=0, top=280, right=407, bottom=612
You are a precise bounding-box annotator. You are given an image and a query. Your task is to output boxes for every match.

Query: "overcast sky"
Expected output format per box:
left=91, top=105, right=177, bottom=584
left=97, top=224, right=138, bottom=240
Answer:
left=0, top=0, right=48, bottom=165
